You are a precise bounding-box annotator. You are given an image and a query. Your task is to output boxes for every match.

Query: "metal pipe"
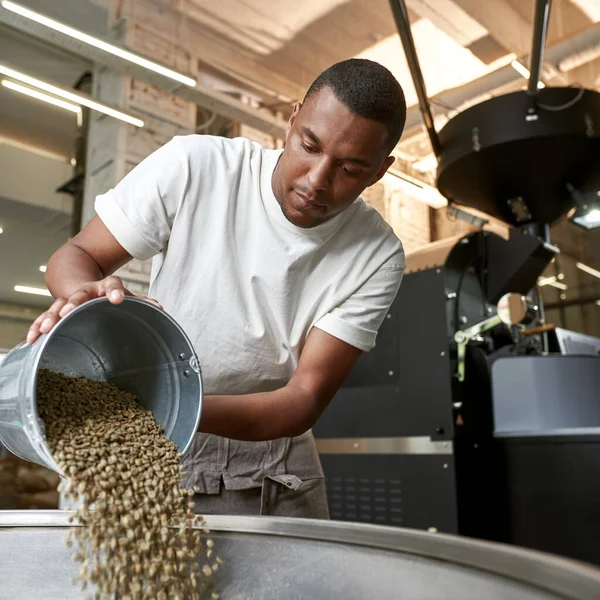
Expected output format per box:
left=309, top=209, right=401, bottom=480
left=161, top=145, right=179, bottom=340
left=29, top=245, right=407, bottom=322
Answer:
left=527, top=0, right=552, bottom=96
left=520, top=221, right=551, bottom=351
left=72, top=72, right=91, bottom=237
left=388, top=0, right=441, bottom=156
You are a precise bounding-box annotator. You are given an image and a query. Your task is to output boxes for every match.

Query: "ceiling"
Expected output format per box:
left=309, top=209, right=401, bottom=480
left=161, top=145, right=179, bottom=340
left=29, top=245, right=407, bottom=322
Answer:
left=161, top=0, right=600, bottom=166
left=5, top=0, right=600, bottom=166
left=0, top=24, right=90, bottom=158
left=172, top=0, right=599, bottom=98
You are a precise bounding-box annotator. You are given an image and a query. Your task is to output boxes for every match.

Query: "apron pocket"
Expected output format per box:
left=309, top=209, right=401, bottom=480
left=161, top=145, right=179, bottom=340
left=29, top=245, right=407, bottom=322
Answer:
left=260, top=475, right=329, bottom=519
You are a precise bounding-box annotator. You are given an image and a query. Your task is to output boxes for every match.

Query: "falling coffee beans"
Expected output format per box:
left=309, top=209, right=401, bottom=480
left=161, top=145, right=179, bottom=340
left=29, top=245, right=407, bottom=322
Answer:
left=37, top=369, right=220, bottom=600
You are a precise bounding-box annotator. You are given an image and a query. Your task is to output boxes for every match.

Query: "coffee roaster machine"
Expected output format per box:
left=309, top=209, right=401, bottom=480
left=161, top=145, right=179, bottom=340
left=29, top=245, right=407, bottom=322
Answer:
left=314, top=0, right=600, bottom=567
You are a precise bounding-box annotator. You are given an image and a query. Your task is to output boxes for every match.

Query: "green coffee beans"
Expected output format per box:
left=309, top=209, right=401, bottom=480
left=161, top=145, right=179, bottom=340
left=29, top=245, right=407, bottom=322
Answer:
left=37, top=370, right=219, bottom=600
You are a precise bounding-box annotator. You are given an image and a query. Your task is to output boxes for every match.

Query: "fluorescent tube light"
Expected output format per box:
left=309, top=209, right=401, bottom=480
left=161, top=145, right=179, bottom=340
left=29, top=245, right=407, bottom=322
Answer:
left=511, top=60, right=545, bottom=88
left=576, top=262, right=600, bottom=280
left=538, top=276, right=568, bottom=290
left=0, top=135, right=69, bottom=162
left=537, top=276, right=556, bottom=286
left=14, top=285, right=52, bottom=297
left=0, top=64, right=144, bottom=127
left=511, top=60, right=531, bottom=79
left=385, top=169, right=448, bottom=209
left=2, top=1, right=197, bottom=87
left=2, top=79, right=81, bottom=115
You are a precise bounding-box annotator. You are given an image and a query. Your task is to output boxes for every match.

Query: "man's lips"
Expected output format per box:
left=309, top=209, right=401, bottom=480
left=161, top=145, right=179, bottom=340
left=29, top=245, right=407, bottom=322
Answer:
left=294, top=191, right=323, bottom=210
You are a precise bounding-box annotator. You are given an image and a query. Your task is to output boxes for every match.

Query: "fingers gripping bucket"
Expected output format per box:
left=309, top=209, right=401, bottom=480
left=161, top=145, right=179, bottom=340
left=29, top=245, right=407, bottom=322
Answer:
left=0, top=297, right=202, bottom=474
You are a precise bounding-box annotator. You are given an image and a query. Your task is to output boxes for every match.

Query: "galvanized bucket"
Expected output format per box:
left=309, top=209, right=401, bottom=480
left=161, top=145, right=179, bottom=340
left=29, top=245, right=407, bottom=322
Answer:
left=0, top=297, right=202, bottom=474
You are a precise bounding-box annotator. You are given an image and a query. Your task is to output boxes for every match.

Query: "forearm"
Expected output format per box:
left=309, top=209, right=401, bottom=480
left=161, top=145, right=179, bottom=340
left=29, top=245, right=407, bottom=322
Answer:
left=198, top=385, right=320, bottom=441
left=45, top=243, right=104, bottom=298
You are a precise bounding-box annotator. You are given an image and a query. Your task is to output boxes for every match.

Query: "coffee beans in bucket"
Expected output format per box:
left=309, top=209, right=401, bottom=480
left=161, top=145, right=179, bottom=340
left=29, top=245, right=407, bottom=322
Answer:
left=36, top=369, right=221, bottom=600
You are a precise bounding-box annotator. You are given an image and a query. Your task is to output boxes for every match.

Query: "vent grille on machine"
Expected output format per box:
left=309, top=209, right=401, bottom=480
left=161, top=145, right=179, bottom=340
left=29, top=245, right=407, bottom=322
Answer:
left=327, top=476, right=403, bottom=526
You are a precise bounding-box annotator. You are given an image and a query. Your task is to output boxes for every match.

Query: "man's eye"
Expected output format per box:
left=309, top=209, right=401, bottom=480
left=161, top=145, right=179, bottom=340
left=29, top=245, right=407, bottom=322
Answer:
left=301, top=143, right=317, bottom=154
left=341, top=165, right=359, bottom=176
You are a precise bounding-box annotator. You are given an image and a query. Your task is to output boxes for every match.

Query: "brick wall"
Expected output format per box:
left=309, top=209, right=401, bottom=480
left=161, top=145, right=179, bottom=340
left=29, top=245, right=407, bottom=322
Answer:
left=361, top=182, right=432, bottom=254
left=387, top=189, right=431, bottom=253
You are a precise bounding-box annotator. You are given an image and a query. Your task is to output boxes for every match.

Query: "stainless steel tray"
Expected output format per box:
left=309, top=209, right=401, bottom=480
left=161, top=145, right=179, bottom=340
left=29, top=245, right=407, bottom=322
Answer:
left=1, top=510, right=599, bottom=599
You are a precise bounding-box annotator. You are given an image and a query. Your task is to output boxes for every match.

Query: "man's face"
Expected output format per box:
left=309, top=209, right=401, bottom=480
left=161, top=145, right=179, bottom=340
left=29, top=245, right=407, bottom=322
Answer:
left=272, top=87, right=395, bottom=228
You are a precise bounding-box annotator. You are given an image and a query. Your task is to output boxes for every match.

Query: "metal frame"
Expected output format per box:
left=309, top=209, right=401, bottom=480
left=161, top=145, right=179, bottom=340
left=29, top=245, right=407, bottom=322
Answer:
left=388, top=0, right=441, bottom=157
left=528, top=0, right=551, bottom=96
left=315, top=436, right=452, bottom=455
left=1, top=510, right=600, bottom=599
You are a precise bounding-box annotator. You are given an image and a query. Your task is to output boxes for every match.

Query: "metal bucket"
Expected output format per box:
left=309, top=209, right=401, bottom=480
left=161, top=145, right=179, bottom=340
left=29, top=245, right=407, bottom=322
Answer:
left=0, top=297, right=202, bottom=473
left=1, top=511, right=600, bottom=599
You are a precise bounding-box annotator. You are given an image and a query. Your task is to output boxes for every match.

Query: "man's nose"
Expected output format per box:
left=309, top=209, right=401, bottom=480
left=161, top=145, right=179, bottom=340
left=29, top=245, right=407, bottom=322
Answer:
left=307, top=157, right=332, bottom=191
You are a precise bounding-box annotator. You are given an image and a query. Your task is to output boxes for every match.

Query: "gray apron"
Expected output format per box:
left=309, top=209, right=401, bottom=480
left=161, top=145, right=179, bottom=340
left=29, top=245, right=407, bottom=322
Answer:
left=182, top=430, right=329, bottom=519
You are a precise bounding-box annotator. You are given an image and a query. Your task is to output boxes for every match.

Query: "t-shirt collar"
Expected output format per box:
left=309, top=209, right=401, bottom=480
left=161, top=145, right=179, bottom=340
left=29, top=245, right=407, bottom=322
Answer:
left=260, top=148, right=353, bottom=239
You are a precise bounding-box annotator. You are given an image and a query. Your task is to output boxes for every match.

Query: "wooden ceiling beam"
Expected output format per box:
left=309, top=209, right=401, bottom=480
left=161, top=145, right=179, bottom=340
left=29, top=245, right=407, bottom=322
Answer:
left=452, top=0, right=532, bottom=56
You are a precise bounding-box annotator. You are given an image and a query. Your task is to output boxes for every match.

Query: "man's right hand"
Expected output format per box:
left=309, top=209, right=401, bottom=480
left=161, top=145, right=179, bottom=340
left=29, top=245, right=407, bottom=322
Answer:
left=26, top=276, right=130, bottom=344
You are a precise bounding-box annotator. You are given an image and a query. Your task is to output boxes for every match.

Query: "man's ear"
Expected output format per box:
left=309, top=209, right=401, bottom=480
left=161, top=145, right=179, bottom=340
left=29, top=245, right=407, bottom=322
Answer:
left=370, top=155, right=396, bottom=186
left=286, top=102, right=302, bottom=141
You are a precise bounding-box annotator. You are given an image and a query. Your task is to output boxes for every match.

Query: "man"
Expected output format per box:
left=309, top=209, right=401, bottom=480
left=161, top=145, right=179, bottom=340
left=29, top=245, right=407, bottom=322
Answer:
left=28, top=58, right=407, bottom=519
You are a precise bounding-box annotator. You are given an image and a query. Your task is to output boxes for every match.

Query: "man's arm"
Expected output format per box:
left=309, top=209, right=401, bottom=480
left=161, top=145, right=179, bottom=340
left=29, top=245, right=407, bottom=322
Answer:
left=199, top=327, right=362, bottom=441
left=28, top=137, right=190, bottom=343
left=27, top=217, right=134, bottom=343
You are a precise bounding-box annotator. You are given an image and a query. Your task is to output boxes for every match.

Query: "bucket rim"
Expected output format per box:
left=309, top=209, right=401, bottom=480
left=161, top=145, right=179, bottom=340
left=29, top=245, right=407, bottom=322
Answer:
left=28, top=296, right=203, bottom=462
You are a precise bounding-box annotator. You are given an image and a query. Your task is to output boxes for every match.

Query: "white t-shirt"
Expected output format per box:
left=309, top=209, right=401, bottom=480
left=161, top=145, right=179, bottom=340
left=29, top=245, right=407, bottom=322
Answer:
left=95, top=134, right=405, bottom=494
left=96, top=135, right=405, bottom=397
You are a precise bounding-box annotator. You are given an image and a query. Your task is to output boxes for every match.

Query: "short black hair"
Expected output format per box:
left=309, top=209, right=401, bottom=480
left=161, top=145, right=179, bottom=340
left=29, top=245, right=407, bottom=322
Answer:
left=304, top=58, right=407, bottom=151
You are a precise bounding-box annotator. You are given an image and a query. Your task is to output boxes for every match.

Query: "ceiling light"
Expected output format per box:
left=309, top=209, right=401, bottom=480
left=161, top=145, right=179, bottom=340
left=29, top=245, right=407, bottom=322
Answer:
left=511, top=60, right=531, bottom=79
left=14, top=285, right=52, bottom=297
left=0, top=135, right=69, bottom=162
left=538, top=276, right=557, bottom=286
left=2, top=79, right=81, bottom=115
left=572, top=208, right=600, bottom=230
left=596, top=300, right=600, bottom=307
left=39, top=265, right=47, bottom=273
left=538, top=276, right=568, bottom=290
left=0, top=227, right=3, bottom=234
left=511, top=60, right=545, bottom=88
left=2, top=1, right=196, bottom=88
left=576, top=262, right=600, bottom=280
left=0, top=64, right=144, bottom=127
left=566, top=183, right=600, bottom=229
left=384, top=169, right=447, bottom=208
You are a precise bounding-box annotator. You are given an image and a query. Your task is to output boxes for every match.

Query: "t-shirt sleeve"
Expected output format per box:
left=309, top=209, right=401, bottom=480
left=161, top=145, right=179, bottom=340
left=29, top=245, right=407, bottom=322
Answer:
left=314, top=250, right=405, bottom=352
left=94, top=137, right=189, bottom=261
